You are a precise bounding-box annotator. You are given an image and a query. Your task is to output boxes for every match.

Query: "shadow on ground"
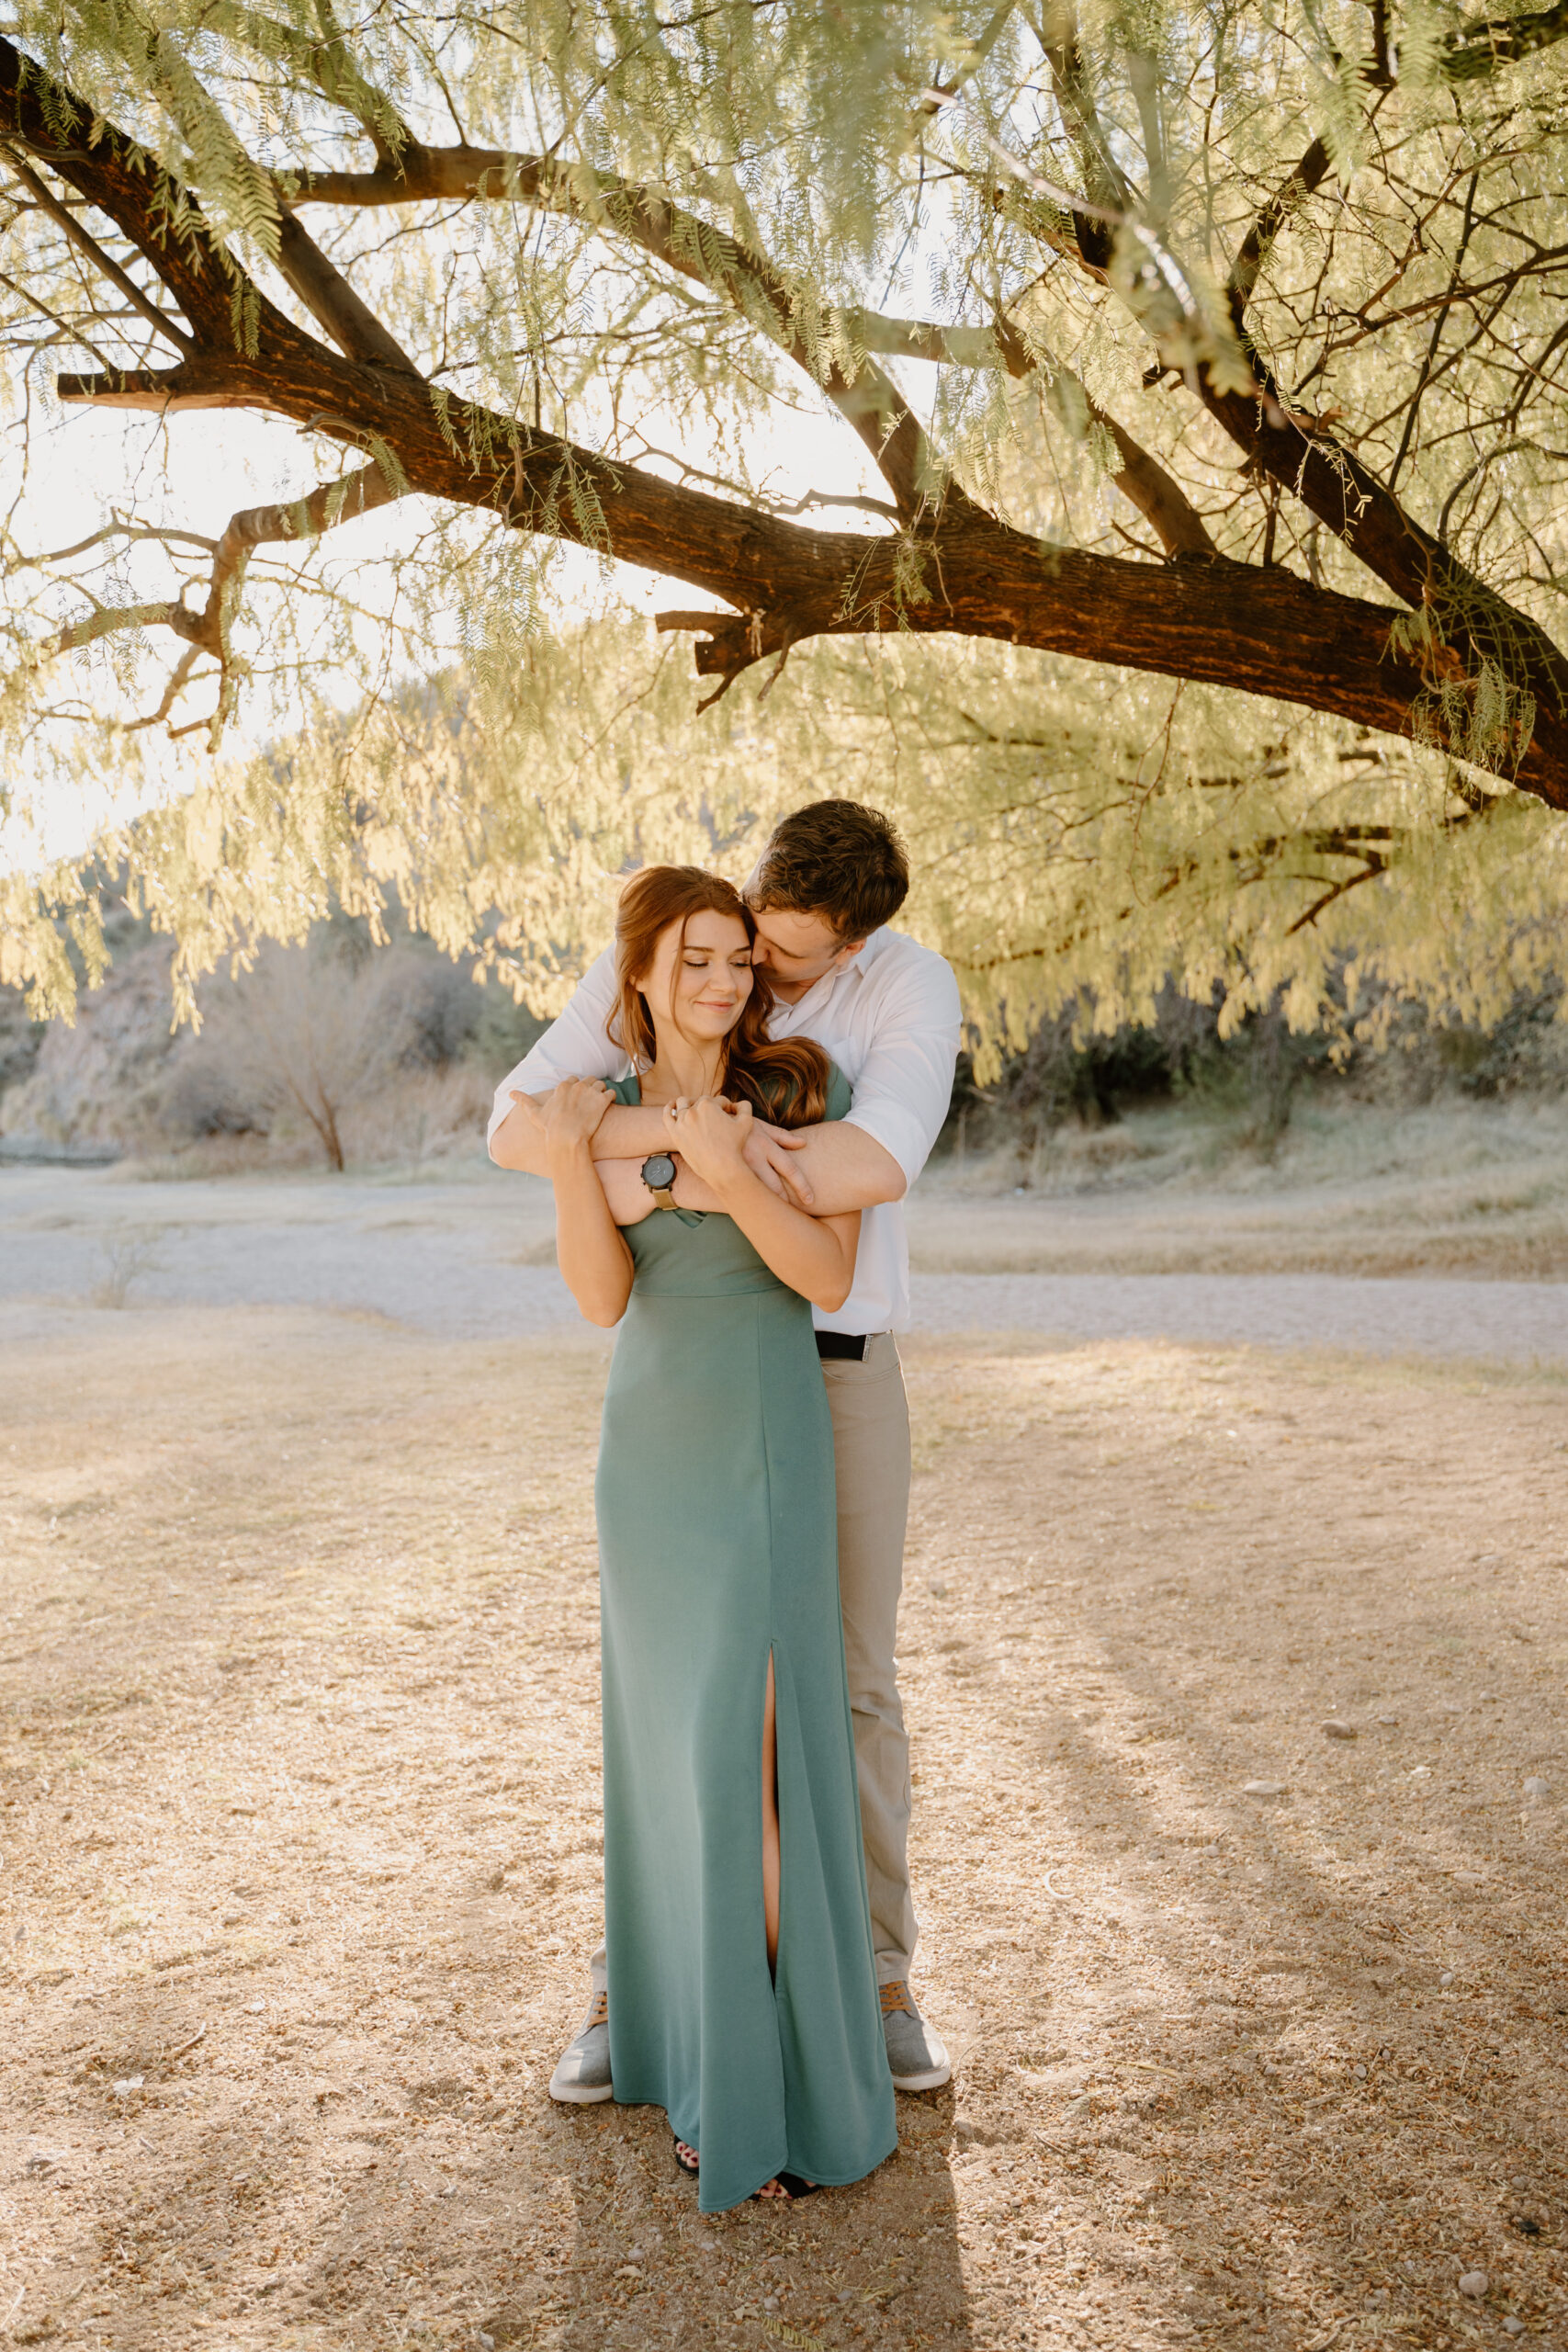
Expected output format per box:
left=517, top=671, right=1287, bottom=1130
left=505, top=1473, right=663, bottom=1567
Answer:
left=1, top=1312, right=1564, bottom=2350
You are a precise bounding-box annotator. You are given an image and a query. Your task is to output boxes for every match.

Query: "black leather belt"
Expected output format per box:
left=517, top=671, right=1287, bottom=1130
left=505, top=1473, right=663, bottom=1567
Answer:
left=816, top=1331, right=875, bottom=1361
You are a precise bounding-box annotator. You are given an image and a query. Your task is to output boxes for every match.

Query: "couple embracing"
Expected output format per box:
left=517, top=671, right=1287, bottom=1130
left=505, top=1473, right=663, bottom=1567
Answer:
left=489, top=801, right=961, bottom=2212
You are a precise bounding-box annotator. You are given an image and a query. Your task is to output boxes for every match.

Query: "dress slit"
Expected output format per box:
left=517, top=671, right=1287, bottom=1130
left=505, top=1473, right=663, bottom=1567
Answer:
left=762, top=1646, right=781, bottom=1977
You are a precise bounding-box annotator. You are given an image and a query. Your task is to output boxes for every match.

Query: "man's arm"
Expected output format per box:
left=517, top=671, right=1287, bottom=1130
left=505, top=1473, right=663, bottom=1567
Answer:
left=830, top=951, right=963, bottom=1205
left=738, top=1117, right=906, bottom=1215
left=496, top=1084, right=897, bottom=1205
left=659, top=946, right=955, bottom=1211
left=492, top=1091, right=671, bottom=1176
left=488, top=939, right=958, bottom=1212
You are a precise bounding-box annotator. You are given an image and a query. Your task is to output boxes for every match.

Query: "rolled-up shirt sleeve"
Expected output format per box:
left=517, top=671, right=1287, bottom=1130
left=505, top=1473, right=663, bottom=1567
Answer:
left=840, top=954, right=962, bottom=1190
left=486, top=949, right=627, bottom=1156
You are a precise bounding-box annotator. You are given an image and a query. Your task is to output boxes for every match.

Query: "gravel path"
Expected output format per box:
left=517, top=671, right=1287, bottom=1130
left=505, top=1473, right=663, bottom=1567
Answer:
left=909, top=1269, right=1568, bottom=1362
left=6, top=1166, right=1567, bottom=1362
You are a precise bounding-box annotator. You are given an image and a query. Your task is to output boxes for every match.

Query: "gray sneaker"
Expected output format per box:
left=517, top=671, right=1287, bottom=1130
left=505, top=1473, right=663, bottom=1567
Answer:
left=880, top=1980, right=952, bottom=2091
left=548, top=1990, right=613, bottom=2105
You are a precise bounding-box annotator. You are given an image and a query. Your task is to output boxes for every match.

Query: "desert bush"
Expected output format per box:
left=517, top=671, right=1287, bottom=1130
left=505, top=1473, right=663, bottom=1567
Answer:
left=940, top=976, right=1566, bottom=1182
left=171, top=942, right=435, bottom=1170
left=337, top=1064, right=499, bottom=1169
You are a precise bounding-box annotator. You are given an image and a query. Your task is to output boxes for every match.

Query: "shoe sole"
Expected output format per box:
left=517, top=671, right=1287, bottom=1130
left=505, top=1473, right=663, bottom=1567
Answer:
left=890, top=2061, right=953, bottom=2092
left=548, top=2077, right=615, bottom=2105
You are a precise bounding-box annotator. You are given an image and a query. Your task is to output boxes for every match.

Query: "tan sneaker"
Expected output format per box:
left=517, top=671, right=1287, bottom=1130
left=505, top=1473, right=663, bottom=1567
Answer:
left=548, top=1990, right=613, bottom=2105
left=880, top=1980, right=951, bottom=2091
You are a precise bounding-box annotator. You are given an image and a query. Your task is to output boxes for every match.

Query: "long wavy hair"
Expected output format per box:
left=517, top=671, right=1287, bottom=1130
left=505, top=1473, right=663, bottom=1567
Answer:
left=610, top=865, right=830, bottom=1130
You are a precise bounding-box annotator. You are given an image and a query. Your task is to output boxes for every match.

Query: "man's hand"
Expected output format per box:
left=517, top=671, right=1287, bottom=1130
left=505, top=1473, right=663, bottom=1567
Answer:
left=541, top=1077, right=614, bottom=1171
left=741, top=1114, right=813, bottom=1208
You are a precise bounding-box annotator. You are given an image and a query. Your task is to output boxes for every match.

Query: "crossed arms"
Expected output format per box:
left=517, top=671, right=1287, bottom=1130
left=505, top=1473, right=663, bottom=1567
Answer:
left=491, top=1085, right=904, bottom=1215
left=486, top=944, right=962, bottom=1215
left=544, top=1082, right=863, bottom=1328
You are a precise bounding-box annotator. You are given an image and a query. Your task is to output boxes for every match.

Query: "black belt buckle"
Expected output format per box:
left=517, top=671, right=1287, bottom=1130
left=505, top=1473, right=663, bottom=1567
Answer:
left=816, top=1331, right=869, bottom=1362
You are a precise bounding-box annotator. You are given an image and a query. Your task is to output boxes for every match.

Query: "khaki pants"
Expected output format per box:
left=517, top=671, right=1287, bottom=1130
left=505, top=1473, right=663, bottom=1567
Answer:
left=592, top=1334, right=916, bottom=1995
left=819, top=1334, right=917, bottom=1984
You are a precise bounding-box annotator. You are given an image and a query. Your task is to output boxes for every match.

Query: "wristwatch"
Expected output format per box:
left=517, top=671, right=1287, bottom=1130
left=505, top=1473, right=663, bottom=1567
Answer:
left=640, top=1151, right=679, bottom=1209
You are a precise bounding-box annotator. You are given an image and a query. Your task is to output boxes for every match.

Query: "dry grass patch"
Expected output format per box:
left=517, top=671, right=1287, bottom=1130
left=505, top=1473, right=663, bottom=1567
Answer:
left=914, top=1099, right=1568, bottom=1278
left=2, top=1309, right=1566, bottom=2352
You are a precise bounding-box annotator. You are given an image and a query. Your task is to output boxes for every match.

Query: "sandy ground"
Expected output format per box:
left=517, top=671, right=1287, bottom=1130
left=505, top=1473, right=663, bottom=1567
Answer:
left=3, top=1302, right=1566, bottom=2352
left=5, top=1170, right=1568, bottom=1365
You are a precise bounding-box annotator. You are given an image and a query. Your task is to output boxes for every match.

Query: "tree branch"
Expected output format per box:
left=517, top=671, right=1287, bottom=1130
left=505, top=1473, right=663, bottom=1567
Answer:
left=290, top=149, right=1208, bottom=556
left=200, top=0, right=421, bottom=168
left=1442, top=0, right=1568, bottom=78
left=919, top=0, right=1023, bottom=111
left=11, top=34, right=1568, bottom=804
left=1028, top=2, right=1136, bottom=272
left=1210, top=140, right=1568, bottom=761
left=1225, top=136, right=1332, bottom=342
left=0, top=139, right=194, bottom=351
left=273, top=209, right=422, bottom=377
left=39, top=463, right=408, bottom=746
left=291, top=146, right=968, bottom=525
left=0, top=36, right=276, bottom=351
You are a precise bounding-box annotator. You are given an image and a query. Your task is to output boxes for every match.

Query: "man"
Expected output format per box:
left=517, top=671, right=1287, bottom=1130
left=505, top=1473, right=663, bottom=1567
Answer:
left=488, top=799, right=960, bottom=2098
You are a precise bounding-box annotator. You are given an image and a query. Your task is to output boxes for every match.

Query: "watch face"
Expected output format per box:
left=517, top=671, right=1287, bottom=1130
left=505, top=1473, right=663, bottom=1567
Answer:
left=642, top=1153, right=677, bottom=1189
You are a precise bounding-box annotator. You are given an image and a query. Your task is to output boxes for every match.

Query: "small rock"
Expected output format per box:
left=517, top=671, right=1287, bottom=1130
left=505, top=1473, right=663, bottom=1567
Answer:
left=110, top=2076, right=144, bottom=2095
left=1323, top=1720, right=1359, bottom=1741
left=1522, top=1777, right=1551, bottom=1800
left=1503, top=2318, right=1526, bottom=2335
left=1458, top=2271, right=1490, bottom=2299
left=1242, top=1781, right=1287, bottom=1797
left=1440, top=1971, right=1455, bottom=1985
left=1375, top=1715, right=1400, bottom=1727
left=477, top=2336, right=496, bottom=2349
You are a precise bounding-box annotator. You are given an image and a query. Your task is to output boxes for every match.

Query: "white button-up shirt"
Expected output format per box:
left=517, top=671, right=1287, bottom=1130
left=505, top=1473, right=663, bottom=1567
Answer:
left=487, top=927, right=961, bottom=1334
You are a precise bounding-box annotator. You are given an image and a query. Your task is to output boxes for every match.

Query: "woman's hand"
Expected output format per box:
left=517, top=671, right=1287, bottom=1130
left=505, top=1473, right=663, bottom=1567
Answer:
left=542, top=1077, right=614, bottom=1169
left=663, top=1093, right=751, bottom=1191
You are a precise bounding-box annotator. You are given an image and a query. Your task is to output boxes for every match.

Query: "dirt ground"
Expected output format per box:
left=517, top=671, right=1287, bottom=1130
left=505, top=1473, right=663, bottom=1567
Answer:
left=2, top=1306, right=1566, bottom=2352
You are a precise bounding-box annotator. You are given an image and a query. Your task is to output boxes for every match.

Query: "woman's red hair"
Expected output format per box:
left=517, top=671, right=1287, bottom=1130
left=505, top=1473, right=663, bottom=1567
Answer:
left=610, top=865, right=829, bottom=1129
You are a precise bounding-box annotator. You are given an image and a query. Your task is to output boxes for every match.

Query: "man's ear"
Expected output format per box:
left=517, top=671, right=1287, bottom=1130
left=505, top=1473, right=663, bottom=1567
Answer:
left=835, top=938, right=867, bottom=966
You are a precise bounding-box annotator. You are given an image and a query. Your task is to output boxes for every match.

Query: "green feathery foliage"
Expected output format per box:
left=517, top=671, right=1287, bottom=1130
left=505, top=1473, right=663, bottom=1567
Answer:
left=0, top=0, right=1565, bottom=1050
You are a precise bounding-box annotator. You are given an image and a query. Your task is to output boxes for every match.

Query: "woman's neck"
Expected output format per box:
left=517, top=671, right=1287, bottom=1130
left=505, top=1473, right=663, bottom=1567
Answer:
left=640, top=1031, right=727, bottom=1103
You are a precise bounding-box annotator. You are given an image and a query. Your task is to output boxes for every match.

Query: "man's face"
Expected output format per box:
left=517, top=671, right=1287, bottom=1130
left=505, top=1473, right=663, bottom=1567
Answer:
left=744, top=897, right=864, bottom=996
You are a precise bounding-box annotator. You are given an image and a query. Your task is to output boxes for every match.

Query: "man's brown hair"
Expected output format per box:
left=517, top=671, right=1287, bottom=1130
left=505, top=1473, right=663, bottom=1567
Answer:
left=747, top=799, right=910, bottom=940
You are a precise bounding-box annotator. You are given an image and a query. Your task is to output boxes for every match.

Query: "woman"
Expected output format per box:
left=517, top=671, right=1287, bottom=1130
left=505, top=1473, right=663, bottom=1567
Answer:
left=541, top=865, right=897, bottom=2213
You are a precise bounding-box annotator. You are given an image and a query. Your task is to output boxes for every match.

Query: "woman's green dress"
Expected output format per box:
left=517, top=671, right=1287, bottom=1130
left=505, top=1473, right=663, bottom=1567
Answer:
left=594, top=1070, right=897, bottom=2213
